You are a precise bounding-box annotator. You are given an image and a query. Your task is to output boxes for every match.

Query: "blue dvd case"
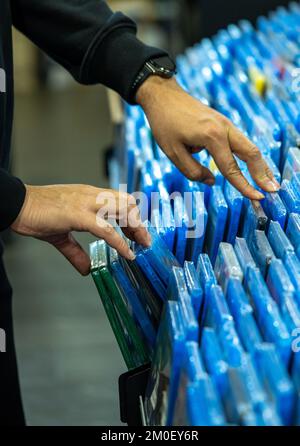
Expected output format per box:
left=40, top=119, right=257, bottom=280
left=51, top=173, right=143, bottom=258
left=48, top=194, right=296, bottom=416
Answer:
left=224, top=367, right=260, bottom=426
left=144, top=301, right=186, bottom=426
left=226, top=279, right=262, bottom=353
left=110, top=255, right=156, bottom=348
left=205, top=284, right=233, bottom=329
left=242, top=199, right=268, bottom=242
left=183, top=261, right=204, bottom=318
left=185, top=191, right=208, bottom=265
left=161, top=200, right=176, bottom=253
left=267, top=220, right=294, bottom=260
left=224, top=181, right=243, bottom=244
left=249, top=230, right=276, bottom=277
left=284, top=252, right=300, bottom=291
left=226, top=278, right=253, bottom=316
left=204, top=186, right=228, bottom=266
left=142, top=224, right=180, bottom=286
left=266, top=259, right=295, bottom=306
left=280, top=179, right=300, bottom=215
left=173, top=341, right=207, bottom=426
left=134, top=247, right=167, bottom=301
left=200, top=328, right=229, bottom=400
left=234, top=237, right=256, bottom=275
left=283, top=147, right=300, bottom=181
left=218, top=319, right=245, bottom=368
left=245, top=266, right=291, bottom=366
left=167, top=267, right=199, bottom=342
left=261, top=192, right=287, bottom=229
left=253, top=343, right=296, bottom=425
left=186, top=378, right=226, bottom=426
left=214, top=242, right=243, bottom=293
left=286, top=213, right=300, bottom=250
left=174, top=194, right=189, bottom=266
left=196, top=254, right=217, bottom=328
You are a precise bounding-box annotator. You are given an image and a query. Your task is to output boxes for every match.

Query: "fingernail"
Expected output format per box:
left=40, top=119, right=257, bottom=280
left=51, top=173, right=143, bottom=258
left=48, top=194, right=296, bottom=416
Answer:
left=204, top=178, right=215, bottom=186
left=128, top=250, right=136, bottom=261
left=266, top=180, right=280, bottom=192
left=255, top=191, right=265, bottom=200
left=145, top=233, right=152, bottom=247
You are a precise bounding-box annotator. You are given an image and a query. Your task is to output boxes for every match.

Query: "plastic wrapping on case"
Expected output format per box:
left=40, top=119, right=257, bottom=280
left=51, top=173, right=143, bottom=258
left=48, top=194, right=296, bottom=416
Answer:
left=109, top=247, right=156, bottom=348
left=186, top=378, right=226, bottom=426
left=204, top=186, right=228, bottom=266
left=214, top=242, right=243, bottom=293
left=205, top=284, right=233, bottom=329
left=185, top=190, right=208, bottom=265
left=286, top=213, right=300, bottom=251
left=173, top=194, right=189, bottom=266
left=142, top=224, right=180, bottom=287
left=173, top=342, right=207, bottom=426
left=267, top=220, right=294, bottom=260
left=223, top=366, right=260, bottom=426
left=226, top=279, right=262, bottom=353
left=266, top=259, right=295, bottom=306
left=283, top=147, right=300, bottom=181
left=242, top=200, right=268, bottom=242
left=261, top=192, right=287, bottom=229
left=144, top=301, right=185, bottom=426
left=118, top=254, right=163, bottom=327
left=167, top=267, right=199, bottom=342
left=196, top=253, right=217, bottom=328
left=248, top=230, right=276, bottom=277
left=245, top=266, right=291, bottom=367
left=253, top=343, right=296, bottom=425
left=200, top=328, right=229, bottom=401
left=90, top=241, right=149, bottom=369
left=284, top=251, right=300, bottom=292
left=224, top=181, right=243, bottom=244
left=134, top=247, right=167, bottom=302
left=280, top=179, right=300, bottom=215
left=183, top=261, right=204, bottom=319
left=234, top=237, right=256, bottom=275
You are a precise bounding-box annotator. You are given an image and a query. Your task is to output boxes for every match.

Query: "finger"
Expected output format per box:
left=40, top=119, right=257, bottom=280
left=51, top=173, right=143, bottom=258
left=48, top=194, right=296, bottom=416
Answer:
left=118, top=200, right=151, bottom=247
left=96, top=190, right=151, bottom=247
left=208, top=140, right=265, bottom=200
left=121, top=225, right=151, bottom=247
left=51, top=233, right=91, bottom=276
left=228, top=126, right=280, bottom=192
left=88, top=215, right=135, bottom=261
left=166, top=144, right=215, bottom=185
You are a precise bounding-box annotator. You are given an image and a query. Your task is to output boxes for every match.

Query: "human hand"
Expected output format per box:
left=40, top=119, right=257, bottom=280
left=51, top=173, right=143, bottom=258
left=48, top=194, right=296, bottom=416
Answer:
left=11, top=185, right=150, bottom=275
left=137, top=77, right=280, bottom=200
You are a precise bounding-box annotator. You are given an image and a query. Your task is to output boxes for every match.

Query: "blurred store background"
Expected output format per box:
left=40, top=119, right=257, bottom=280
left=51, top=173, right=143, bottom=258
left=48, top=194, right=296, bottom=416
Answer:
left=4, top=0, right=291, bottom=426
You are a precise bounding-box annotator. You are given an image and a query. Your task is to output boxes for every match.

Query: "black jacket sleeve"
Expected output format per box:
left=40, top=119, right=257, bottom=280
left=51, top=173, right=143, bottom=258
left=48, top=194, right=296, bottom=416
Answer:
left=0, top=169, right=26, bottom=231
left=11, top=0, right=168, bottom=103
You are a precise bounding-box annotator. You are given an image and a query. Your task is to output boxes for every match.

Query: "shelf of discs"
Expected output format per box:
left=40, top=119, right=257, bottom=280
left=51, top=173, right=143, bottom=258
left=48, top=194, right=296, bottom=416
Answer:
left=90, top=2, right=300, bottom=426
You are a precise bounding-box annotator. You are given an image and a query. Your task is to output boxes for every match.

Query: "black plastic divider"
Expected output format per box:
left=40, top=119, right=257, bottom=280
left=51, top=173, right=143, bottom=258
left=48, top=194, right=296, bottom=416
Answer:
left=119, top=363, right=151, bottom=426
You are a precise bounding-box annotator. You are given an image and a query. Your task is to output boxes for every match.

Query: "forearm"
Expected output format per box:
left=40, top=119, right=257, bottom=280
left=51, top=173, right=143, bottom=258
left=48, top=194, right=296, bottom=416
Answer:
left=11, top=0, right=167, bottom=103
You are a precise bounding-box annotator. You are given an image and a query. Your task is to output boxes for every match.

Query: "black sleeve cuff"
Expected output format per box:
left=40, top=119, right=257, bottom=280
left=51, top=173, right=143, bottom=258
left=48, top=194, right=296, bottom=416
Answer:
left=0, top=169, right=26, bottom=231
left=80, top=27, right=168, bottom=104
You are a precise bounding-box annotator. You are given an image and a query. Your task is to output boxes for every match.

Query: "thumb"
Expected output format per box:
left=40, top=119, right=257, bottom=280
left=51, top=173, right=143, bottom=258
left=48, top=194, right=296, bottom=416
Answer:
left=50, top=233, right=91, bottom=276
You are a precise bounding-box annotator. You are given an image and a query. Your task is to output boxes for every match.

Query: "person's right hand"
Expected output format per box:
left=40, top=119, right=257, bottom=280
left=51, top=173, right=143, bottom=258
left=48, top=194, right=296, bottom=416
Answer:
left=137, top=77, right=280, bottom=200
left=11, top=184, right=151, bottom=276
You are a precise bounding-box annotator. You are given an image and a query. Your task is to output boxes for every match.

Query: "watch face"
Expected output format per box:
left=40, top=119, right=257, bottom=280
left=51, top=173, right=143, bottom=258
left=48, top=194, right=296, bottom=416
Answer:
left=151, top=56, right=176, bottom=73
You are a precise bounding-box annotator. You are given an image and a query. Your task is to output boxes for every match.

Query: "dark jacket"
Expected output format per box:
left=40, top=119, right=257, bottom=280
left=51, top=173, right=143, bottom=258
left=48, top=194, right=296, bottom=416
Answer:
left=0, top=0, right=166, bottom=230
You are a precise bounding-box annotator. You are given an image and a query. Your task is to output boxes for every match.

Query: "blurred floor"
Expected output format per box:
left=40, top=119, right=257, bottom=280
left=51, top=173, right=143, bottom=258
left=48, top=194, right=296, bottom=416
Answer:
left=3, top=85, right=126, bottom=426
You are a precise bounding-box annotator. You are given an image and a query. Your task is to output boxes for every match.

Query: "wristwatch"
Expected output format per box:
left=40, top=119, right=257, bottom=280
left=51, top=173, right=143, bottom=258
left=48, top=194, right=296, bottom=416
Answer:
left=132, top=56, right=177, bottom=98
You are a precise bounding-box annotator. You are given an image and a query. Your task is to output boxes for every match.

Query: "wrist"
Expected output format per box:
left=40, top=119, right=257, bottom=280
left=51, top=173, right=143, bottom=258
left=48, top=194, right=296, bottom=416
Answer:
left=136, top=76, right=180, bottom=109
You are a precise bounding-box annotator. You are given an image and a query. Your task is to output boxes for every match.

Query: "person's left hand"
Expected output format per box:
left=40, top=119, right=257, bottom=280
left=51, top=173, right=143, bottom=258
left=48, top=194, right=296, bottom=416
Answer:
left=136, top=76, right=280, bottom=200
